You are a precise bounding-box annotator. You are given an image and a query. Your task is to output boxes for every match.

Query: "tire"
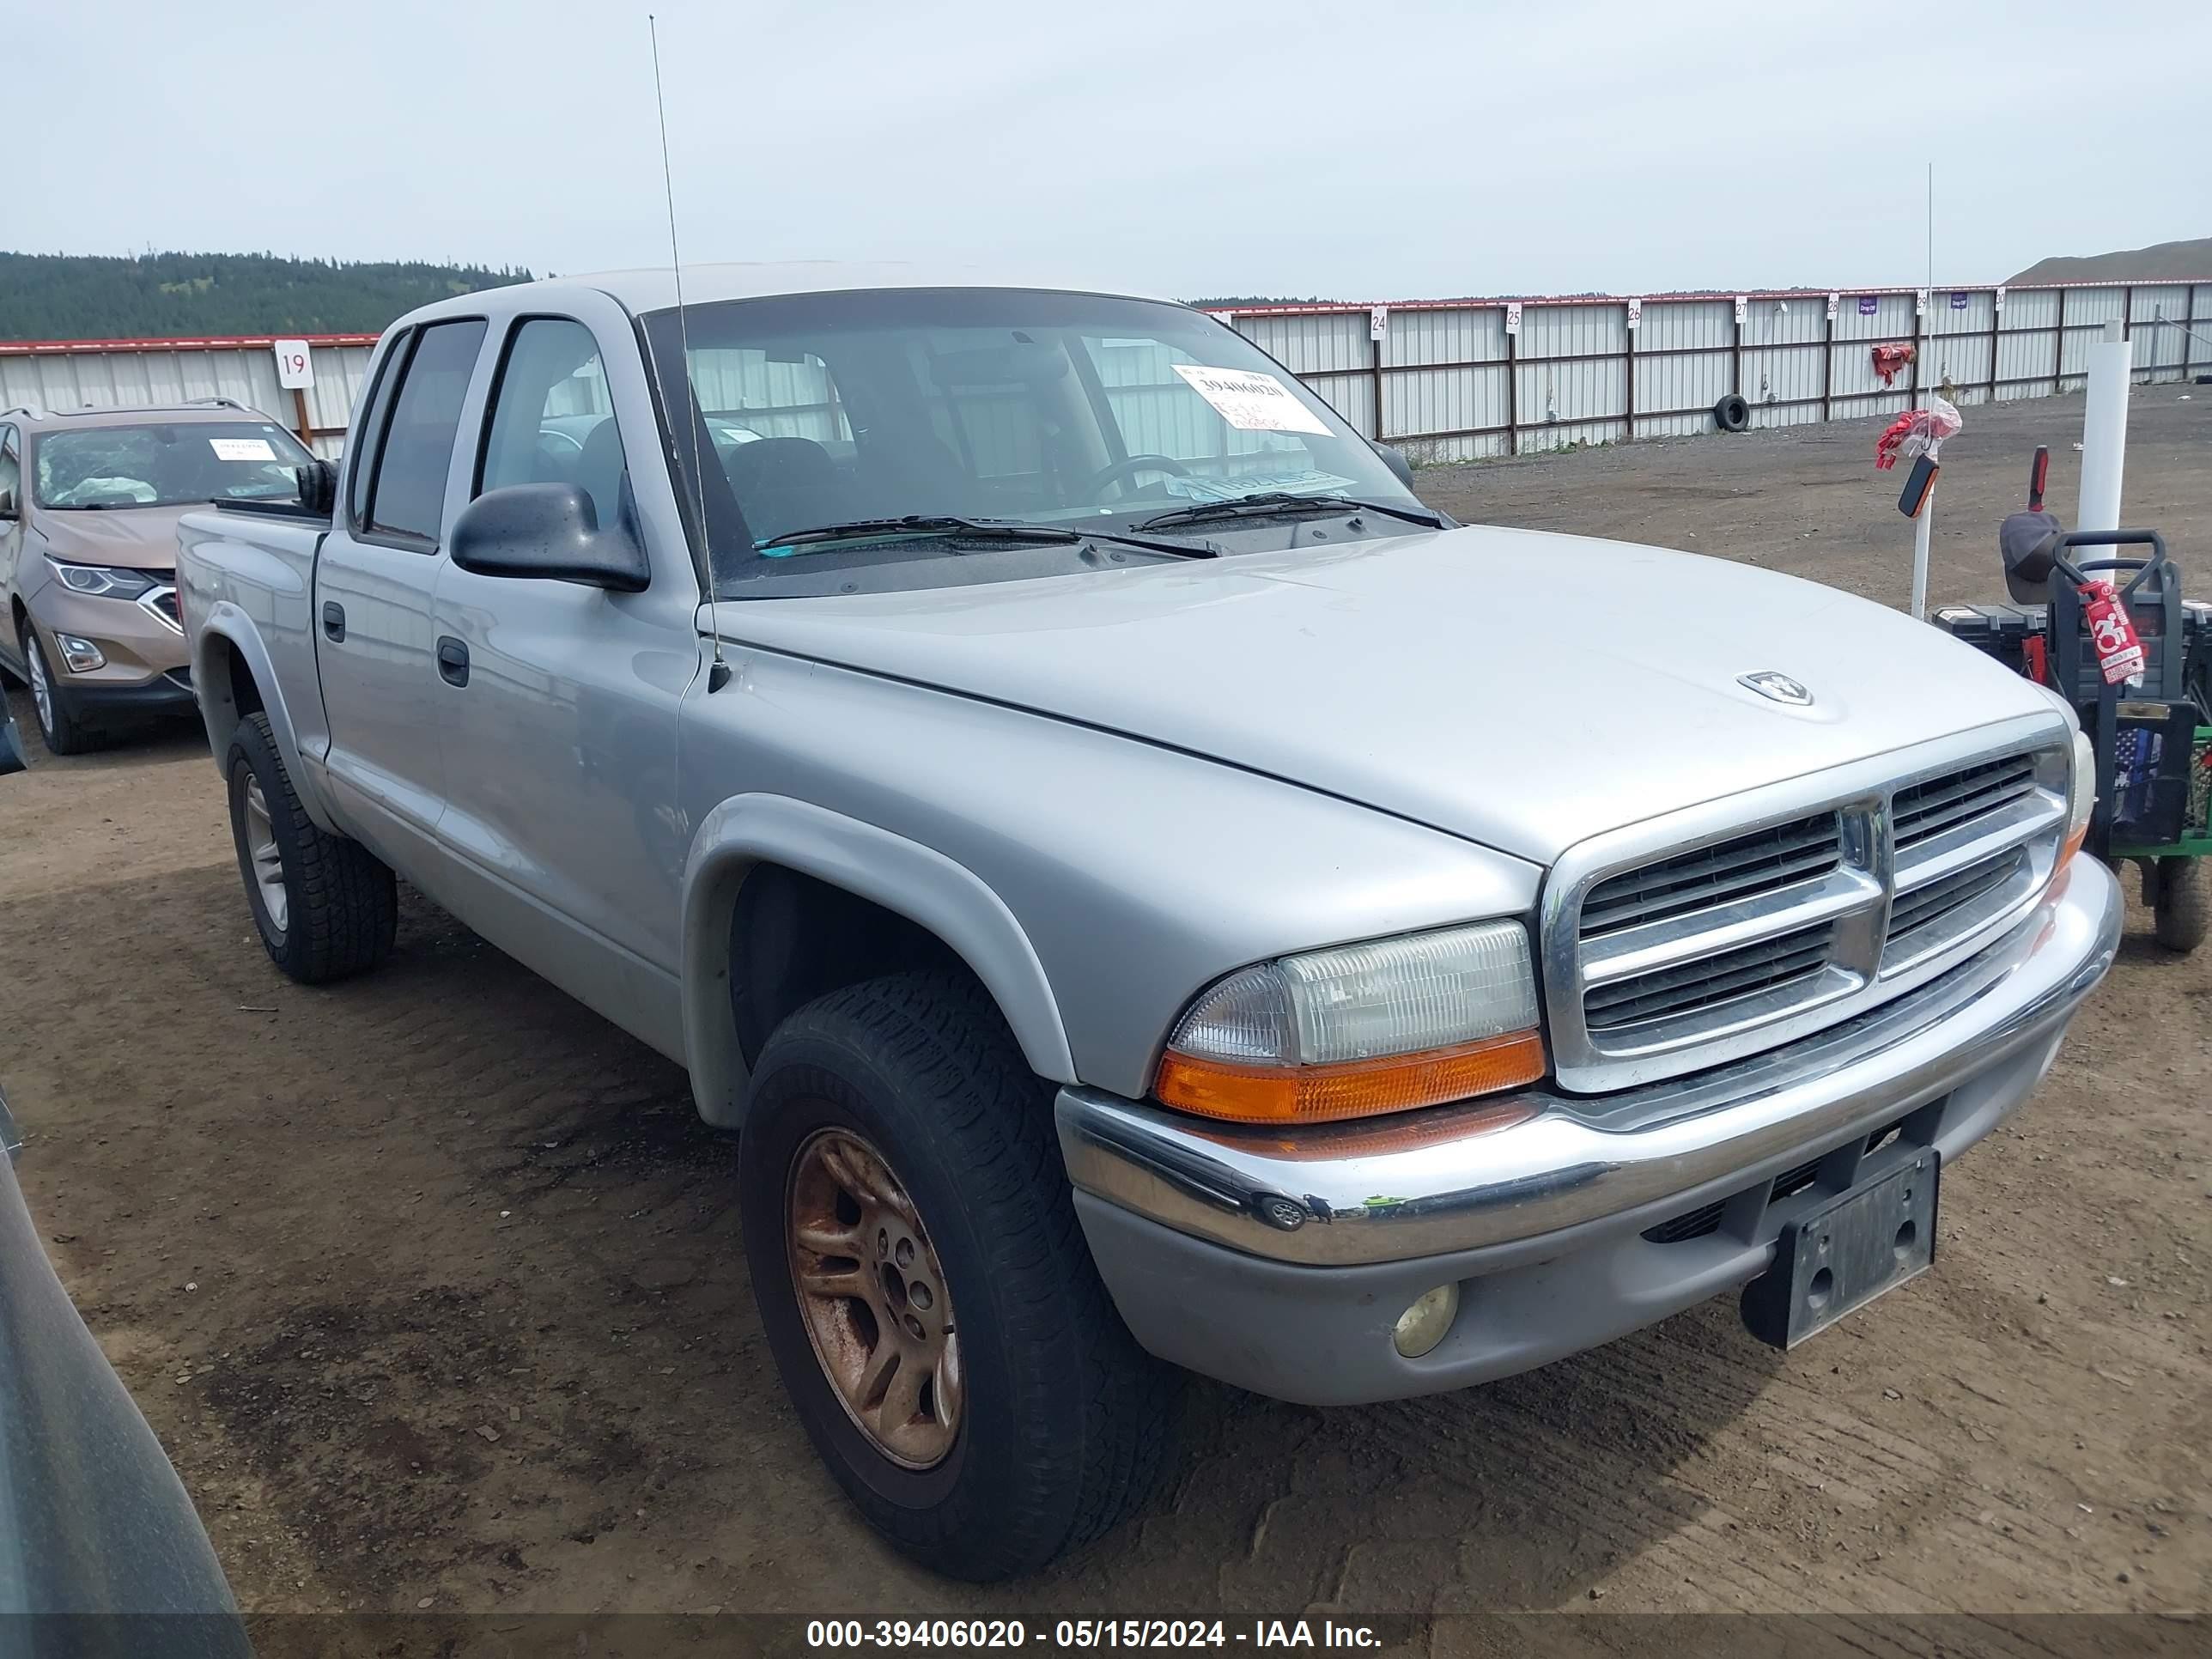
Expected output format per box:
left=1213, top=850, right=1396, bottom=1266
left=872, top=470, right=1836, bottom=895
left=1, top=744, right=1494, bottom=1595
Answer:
left=2153, top=857, right=2207, bottom=953
left=738, top=969, right=1178, bottom=1580
left=224, top=711, right=397, bottom=982
left=1713, top=393, right=1751, bottom=433
left=20, top=623, right=94, bottom=755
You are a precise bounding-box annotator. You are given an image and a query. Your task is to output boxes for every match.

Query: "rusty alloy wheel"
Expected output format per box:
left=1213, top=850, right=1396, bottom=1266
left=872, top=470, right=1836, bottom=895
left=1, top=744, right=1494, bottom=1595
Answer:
left=786, top=1127, right=964, bottom=1469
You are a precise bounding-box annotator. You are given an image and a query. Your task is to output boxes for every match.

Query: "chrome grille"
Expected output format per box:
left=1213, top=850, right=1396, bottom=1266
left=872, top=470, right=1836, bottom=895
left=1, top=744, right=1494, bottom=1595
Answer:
left=1583, top=921, right=1833, bottom=1033
left=1544, top=724, right=2072, bottom=1094
left=1580, top=812, right=1842, bottom=936
left=1893, top=754, right=2038, bottom=848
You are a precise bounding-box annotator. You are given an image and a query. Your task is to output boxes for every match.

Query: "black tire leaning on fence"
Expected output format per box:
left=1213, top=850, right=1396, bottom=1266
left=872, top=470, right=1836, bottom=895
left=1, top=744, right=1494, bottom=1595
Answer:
left=1713, top=393, right=1751, bottom=433
left=224, top=712, right=398, bottom=983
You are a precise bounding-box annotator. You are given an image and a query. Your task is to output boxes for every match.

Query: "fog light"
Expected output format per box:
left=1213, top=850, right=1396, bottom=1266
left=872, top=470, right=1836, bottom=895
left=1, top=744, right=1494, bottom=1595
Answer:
left=55, top=633, right=106, bottom=672
left=1392, top=1283, right=1459, bottom=1358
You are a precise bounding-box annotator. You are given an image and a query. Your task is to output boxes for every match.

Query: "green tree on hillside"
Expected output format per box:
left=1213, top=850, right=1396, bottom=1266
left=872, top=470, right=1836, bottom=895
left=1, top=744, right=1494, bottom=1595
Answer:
left=0, top=251, right=533, bottom=341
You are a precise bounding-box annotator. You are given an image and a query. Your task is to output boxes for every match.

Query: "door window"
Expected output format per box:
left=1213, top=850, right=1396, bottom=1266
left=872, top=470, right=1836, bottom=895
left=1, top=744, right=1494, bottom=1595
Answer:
left=478, top=319, right=627, bottom=530
left=0, top=424, right=19, bottom=510
left=363, top=319, right=488, bottom=545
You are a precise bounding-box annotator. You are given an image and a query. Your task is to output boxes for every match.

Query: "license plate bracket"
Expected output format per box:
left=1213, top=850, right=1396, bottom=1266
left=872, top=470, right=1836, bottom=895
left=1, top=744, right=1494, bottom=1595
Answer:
left=1741, top=1152, right=1939, bottom=1349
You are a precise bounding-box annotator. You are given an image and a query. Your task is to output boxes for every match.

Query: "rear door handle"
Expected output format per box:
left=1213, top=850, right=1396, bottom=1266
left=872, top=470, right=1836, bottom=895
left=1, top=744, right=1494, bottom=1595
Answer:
left=436, top=635, right=470, bottom=688
left=321, top=601, right=345, bottom=642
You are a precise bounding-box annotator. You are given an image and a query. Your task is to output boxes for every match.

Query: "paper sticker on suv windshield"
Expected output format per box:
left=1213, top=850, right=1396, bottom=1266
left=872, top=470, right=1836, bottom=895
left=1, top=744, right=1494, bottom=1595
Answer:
left=209, top=437, right=277, bottom=462
left=1171, top=365, right=1330, bottom=434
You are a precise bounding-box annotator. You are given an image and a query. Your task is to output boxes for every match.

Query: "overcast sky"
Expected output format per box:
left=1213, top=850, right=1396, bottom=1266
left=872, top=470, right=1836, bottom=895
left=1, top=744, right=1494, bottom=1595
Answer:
left=14, top=1, right=2207, bottom=299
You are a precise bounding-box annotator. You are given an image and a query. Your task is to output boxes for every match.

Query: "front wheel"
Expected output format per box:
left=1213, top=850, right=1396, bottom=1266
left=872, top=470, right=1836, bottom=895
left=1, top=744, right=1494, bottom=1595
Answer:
left=21, top=623, right=93, bottom=755
left=225, top=711, right=397, bottom=982
left=738, top=970, right=1178, bottom=1580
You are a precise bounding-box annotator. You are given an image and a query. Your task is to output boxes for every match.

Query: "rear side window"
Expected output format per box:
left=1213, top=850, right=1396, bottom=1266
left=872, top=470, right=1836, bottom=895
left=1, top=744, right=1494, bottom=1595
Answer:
left=364, top=319, right=488, bottom=544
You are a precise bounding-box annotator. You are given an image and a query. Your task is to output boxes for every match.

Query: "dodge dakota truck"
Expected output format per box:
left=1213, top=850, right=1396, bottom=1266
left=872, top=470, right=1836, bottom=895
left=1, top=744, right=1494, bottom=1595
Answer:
left=177, top=266, right=2121, bottom=1581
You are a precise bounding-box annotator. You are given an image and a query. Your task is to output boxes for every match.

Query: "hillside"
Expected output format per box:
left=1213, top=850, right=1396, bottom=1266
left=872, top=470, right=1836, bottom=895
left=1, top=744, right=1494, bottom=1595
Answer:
left=2008, top=237, right=2212, bottom=285
left=0, top=251, right=533, bottom=342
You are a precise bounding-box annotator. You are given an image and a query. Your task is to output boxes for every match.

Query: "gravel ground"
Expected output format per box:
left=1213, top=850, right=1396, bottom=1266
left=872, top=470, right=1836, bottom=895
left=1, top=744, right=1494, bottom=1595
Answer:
left=1, top=389, right=2207, bottom=1624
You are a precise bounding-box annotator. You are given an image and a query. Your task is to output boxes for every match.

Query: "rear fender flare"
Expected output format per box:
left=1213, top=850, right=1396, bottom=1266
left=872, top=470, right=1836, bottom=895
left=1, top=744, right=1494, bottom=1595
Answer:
left=680, top=794, right=1077, bottom=1128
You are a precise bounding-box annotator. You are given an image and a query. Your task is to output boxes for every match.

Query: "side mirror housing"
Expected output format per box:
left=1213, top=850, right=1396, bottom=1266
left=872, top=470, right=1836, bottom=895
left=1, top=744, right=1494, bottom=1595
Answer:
left=0, top=487, right=16, bottom=521
left=448, top=483, right=650, bottom=592
left=1371, top=442, right=1416, bottom=491
left=295, top=459, right=337, bottom=517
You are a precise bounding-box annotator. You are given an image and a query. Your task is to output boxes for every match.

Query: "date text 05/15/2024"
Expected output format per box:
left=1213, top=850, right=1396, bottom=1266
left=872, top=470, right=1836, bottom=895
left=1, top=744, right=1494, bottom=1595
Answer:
left=805, top=1620, right=1389, bottom=1650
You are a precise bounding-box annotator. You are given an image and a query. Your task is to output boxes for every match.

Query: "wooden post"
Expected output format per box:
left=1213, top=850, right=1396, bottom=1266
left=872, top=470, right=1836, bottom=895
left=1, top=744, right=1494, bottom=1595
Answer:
left=290, top=386, right=313, bottom=450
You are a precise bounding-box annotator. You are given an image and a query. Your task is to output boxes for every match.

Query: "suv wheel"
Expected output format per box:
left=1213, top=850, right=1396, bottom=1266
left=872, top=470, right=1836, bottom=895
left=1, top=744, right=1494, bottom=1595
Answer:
left=739, top=969, right=1179, bottom=1580
left=224, top=712, right=398, bottom=982
left=20, top=623, right=92, bottom=755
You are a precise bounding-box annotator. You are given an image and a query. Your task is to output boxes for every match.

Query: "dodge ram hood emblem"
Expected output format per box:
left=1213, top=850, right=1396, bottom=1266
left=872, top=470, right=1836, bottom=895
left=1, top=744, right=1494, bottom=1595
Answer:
left=1738, top=671, right=1814, bottom=707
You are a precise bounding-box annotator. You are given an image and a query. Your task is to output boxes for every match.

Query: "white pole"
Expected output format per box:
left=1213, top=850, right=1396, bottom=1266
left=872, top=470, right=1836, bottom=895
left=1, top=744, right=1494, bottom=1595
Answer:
left=1911, top=490, right=1934, bottom=621
left=2077, top=318, right=2131, bottom=539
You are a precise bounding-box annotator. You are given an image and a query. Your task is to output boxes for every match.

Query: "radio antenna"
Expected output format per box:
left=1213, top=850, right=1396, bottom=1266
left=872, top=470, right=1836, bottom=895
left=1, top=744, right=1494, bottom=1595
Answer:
left=648, top=13, right=729, bottom=691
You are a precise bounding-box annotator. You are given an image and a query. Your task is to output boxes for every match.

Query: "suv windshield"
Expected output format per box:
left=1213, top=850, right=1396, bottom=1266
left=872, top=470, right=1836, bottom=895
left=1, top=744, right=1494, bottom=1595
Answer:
left=32, top=420, right=314, bottom=510
left=639, top=289, right=1426, bottom=595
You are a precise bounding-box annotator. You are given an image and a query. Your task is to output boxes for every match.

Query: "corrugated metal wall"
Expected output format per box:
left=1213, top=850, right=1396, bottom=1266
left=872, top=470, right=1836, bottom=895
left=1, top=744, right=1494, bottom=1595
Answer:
left=5, top=278, right=2207, bottom=467
left=1216, top=279, right=2212, bottom=455
left=0, top=337, right=374, bottom=459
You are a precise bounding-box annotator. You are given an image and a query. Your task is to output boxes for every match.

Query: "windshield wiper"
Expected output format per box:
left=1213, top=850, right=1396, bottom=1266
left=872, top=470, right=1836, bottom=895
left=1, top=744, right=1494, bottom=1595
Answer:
left=1137, top=492, right=1443, bottom=532
left=757, top=514, right=1216, bottom=560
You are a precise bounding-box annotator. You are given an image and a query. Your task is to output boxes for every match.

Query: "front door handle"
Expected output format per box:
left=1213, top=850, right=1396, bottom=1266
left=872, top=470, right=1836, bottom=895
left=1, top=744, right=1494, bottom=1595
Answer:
left=321, top=601, right=345, bottom=642
left=436, top=635, right=470, bottom=688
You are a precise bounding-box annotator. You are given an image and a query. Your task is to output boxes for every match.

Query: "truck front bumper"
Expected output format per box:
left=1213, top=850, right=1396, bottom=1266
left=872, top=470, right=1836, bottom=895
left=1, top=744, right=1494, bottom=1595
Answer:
left=1058, top=856, right=2121, bottom=1406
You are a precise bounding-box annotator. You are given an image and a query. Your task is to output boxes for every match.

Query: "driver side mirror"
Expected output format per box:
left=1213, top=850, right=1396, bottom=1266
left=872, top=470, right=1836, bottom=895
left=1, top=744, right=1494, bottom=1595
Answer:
left=0, top=487, right=16, bottom=521
left=1370, top=442, right=1416, bottom=491
left=449, top=483, right=650, bottom=592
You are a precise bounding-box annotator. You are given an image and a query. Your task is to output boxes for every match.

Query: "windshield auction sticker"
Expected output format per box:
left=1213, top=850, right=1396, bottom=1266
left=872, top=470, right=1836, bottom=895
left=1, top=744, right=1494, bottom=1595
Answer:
left=1171, top=365, right=1331, bottom=434
left=209, top=437, right=278, bottom=462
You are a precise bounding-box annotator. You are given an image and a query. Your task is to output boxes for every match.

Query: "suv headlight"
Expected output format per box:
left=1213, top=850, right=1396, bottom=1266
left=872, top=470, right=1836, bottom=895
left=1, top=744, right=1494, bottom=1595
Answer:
left=1155, top=920, right=1547, bottom=1124
left=2063, top=727, right=2095, bottom=863
left=48, top=558, right=157, bottom=600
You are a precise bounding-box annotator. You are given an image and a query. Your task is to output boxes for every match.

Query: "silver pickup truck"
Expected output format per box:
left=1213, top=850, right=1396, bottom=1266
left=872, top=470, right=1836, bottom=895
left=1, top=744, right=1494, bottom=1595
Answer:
left=178, top=266, right=2121, bottom=1581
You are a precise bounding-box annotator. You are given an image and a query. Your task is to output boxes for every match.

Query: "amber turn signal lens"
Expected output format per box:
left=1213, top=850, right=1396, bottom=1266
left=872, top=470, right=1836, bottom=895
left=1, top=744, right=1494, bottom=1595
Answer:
left=2059, top=823, right=2088, bottom=866
left=1155, top=1028, right=1547, bottom=1125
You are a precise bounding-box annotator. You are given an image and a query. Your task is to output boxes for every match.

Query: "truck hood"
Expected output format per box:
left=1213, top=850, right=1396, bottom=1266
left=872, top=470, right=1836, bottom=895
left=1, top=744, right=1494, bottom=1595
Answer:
left=717, top=524, right=2062, bottom=864
left=35, top=504, right=190, bottom=572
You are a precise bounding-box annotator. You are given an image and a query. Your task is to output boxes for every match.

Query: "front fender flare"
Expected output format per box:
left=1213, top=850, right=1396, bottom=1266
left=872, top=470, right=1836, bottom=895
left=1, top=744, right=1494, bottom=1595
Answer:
left=681, top=794, right=1078, bottom=1128
left=193, top=608, right=337, bottom=834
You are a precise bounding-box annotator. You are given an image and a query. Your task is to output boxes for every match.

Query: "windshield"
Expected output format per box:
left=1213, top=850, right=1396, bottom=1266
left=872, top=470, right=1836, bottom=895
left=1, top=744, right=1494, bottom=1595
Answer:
left=639, top=289, right=1425, bottom=595
left=32, top=420, right=314, bottom=510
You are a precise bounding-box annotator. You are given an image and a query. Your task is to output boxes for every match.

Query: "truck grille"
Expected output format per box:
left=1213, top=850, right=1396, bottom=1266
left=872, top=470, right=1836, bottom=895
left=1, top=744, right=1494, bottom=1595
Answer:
left=1893, top=754, right=2038, bottom=848
left=1547, top=732, right=2070, bottom=1093
left=1580, top=812, right=1842, bottom=936
left=1583, top=921, right=1833, bottom=1034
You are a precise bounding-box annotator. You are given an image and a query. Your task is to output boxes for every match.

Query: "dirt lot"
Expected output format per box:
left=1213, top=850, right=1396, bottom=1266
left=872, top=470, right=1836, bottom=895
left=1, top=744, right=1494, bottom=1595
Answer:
left=3, top=391, right=2208, bottom=1622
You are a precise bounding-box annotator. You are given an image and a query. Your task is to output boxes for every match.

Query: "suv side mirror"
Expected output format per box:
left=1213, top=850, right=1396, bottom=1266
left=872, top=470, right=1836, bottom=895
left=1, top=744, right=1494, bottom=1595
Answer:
left=295, top=459, right=337, bottom=517
left=448, top=483, right=650, bottom=592
left=1370, top=442, right=1416, bottom=491
left=0, top=487, right=16, bottom=521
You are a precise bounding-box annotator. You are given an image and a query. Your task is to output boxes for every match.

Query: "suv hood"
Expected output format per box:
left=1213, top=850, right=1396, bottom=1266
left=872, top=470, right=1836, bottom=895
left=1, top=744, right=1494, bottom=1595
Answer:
left=719, top=525, right=2063, bottom=864
left=34, top=504, right=190, bottom=571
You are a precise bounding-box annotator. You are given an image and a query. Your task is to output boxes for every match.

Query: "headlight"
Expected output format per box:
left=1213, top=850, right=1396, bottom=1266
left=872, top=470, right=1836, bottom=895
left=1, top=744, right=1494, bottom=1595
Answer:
left=2063, top=727, right=2095, bottom=862
left=48, top=558, right=157, bottom=600
left=1155, top=920, right=1546, bottom=1124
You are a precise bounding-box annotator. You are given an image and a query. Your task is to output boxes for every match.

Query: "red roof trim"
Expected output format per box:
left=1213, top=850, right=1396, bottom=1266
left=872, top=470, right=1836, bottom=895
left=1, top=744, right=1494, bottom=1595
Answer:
left=0, top=332, right=380, bottom=355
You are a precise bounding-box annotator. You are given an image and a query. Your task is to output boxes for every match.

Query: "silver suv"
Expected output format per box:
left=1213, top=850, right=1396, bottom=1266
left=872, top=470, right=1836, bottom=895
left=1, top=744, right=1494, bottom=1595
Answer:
left=0, top=400, right=314, bottom=753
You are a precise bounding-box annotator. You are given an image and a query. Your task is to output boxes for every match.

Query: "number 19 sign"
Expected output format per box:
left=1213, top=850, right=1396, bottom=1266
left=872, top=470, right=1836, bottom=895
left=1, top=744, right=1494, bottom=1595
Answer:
left=273, top=339, right=314, bottom=390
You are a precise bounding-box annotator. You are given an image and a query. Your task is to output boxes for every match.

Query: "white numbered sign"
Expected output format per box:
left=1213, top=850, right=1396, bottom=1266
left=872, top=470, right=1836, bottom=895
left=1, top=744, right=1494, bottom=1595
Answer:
left=1626, top=297, right=1643, bottom=331
left=1369, top=306, right=1389, bottom=343
left=1733, top=295, right=1747, bottom=325
left=273, top=339, right=314, bottom=390
left=1504, top=302, right=1522, bottom=336
left=1826, top=292, right=1840, bottom=323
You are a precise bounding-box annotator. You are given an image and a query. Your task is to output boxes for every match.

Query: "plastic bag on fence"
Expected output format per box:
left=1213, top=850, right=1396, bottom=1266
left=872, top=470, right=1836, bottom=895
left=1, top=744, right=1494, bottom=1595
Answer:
left=1870, top=343, right=1917, bottom=386
left=1875, top=396, right=1962, bottom=471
